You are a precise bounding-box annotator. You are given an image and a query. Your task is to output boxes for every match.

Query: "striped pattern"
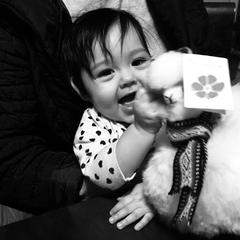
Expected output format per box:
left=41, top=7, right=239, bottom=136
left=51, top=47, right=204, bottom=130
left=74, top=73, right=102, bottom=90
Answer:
left=166, top=112, right=216, bottom=225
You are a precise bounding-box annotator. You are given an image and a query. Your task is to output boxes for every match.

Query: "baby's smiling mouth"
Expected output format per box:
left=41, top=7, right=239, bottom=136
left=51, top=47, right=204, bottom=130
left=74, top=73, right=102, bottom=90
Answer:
left=118, top=92, right=136, bottom=106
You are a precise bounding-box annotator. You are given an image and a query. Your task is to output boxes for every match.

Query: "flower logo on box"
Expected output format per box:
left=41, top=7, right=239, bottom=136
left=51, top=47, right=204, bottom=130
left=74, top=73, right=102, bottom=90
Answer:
left=191, top=74, right=224, bottom=99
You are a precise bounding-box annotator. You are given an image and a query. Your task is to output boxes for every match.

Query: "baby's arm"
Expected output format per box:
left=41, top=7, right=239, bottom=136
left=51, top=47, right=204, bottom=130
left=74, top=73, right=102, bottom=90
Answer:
left=116, top=87, right=163, bottom=178
left=74, top=109, right=134, bottom=191
left=75, top=89, right=163, bottom=191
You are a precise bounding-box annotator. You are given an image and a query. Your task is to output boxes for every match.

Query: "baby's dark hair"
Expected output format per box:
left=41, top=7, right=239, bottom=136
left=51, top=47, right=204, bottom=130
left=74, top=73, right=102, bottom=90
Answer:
left=62, top=8, right=150, bottom=99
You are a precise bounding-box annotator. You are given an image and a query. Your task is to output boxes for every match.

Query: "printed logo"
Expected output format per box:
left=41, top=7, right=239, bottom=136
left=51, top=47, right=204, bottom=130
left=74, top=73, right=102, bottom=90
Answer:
left=191, top=75, right=224, bottom=99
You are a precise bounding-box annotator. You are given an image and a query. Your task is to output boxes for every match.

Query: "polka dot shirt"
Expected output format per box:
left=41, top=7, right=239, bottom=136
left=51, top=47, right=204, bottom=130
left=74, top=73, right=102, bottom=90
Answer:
left=74, top=108, right=136, bottom=190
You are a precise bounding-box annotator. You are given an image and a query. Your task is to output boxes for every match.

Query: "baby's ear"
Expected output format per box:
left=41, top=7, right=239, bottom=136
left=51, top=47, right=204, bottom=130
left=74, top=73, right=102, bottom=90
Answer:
left=70, top=77, right=90, bottom=102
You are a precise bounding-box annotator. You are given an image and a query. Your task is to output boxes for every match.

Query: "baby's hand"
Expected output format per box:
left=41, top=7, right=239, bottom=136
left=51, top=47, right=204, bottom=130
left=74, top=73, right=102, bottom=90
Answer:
left=132, top=51, right=187, bottom=123
left=109, top=183, right=155, bottom=231
left=133, top=87, right=163, bottom=134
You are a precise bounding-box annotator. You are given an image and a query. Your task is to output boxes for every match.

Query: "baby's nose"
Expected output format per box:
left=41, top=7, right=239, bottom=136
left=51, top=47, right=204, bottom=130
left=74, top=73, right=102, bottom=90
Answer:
left=119, top=72, right=138, bottom=89
left=119, top=79, right=138, bottom=89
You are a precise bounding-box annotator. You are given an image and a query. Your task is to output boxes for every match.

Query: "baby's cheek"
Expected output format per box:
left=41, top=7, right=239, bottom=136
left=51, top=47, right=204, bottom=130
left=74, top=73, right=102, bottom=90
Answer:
left=132, top=68, right=148, bottom=86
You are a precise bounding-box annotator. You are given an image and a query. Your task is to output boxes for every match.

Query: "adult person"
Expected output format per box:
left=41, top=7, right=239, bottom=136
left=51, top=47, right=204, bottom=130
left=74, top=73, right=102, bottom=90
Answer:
left=0, top=0, right=86, bottom=223
left=0, top=0, right=221, bottom=228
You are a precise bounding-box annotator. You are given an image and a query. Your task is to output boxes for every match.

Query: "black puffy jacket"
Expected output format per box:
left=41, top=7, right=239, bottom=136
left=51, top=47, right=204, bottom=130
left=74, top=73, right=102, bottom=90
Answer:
left=0, top=0, right=88, bottom=214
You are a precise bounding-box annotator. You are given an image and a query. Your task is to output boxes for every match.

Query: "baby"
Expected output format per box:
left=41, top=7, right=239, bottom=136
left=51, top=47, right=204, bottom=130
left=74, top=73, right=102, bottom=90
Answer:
left=62, top=8, right=163, bottom=231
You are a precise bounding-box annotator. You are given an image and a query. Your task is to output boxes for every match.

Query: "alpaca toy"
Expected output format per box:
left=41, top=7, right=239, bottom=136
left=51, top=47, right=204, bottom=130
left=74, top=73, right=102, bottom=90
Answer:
left=136, top=51, right=240, bottom=238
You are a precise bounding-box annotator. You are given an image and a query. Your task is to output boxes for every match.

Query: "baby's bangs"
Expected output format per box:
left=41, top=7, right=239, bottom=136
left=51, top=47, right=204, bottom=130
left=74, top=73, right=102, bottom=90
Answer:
left=96, top=17, right=138, bottom=60
left=118, top=13, right=150, bottom=54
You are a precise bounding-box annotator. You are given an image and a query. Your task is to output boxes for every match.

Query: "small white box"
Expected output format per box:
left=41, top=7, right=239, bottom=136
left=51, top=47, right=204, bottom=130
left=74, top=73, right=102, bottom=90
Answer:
left=183, top=54, right=234, bottom=113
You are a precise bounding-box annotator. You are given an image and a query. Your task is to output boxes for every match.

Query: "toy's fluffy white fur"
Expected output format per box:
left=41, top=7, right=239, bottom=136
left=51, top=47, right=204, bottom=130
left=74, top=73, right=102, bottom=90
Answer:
left=140, top=52, right=240, bottom=237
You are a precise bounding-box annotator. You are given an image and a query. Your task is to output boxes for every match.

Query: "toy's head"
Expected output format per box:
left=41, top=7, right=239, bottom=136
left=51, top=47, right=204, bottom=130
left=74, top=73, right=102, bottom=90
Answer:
left=134, top=51, right=203, bottom=122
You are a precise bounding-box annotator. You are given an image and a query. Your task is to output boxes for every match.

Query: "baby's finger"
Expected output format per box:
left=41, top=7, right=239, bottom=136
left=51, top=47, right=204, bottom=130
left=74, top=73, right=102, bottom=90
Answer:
left=109, top=201, right=125, bottom=217
left=110, top=196, right=132, bottom=215
left=109, top=202, right=137, bottom=224
left=135, top=87, right=147, bottom=100
left=135, top=88, right=154, bottom=108
left=116, top=208, right=143, bottom=230
left=134, top=212, right=154, bottom=231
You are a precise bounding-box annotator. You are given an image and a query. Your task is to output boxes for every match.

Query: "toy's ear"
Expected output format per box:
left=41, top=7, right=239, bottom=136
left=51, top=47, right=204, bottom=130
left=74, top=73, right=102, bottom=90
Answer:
left=70, top=77, right=90, bottom=102
left=177, top=47, right=193, bottom=54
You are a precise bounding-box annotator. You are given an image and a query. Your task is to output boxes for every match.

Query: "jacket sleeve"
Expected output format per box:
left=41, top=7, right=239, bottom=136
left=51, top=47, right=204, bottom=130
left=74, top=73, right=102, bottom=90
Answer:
left=0, top=24, right=83, bottom=214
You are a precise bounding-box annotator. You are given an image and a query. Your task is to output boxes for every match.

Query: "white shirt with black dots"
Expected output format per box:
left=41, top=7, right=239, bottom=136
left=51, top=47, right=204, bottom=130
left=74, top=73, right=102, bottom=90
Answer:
left=74, top=108, right=136, bottom=190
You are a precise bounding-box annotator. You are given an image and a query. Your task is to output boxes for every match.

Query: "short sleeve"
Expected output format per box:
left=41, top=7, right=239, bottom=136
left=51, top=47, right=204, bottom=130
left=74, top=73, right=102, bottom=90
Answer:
left=74, top=108, right=135, bottom=190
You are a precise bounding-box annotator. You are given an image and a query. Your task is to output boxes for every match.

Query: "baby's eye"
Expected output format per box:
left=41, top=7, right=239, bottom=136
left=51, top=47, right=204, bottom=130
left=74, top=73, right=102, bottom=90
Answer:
left=132, top=58, right=149, bottom=67
left=97, top=69, right=114, bottom=78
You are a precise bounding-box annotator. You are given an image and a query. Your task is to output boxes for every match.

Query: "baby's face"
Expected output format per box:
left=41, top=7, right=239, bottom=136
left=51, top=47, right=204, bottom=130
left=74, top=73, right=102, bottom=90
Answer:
left=81, top=24, right=151, bottom=123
